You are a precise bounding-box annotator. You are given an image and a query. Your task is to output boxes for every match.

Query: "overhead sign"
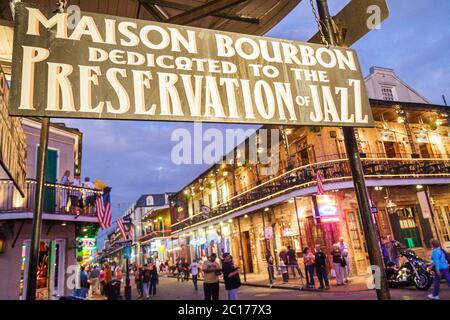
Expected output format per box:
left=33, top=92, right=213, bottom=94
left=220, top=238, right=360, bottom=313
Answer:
left=9, top=3, right=374, bottom=127
left=0, top=66, right=27, bottom=197
left=309, top=0, right=389, bottom=47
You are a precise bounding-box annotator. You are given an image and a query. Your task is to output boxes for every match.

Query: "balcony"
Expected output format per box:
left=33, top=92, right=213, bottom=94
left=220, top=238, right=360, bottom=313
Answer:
left=0, top=179, right=102, bottom=221
left=172, top=157, right=450, bottom=232
left=139, top=228, right=172, bottom=243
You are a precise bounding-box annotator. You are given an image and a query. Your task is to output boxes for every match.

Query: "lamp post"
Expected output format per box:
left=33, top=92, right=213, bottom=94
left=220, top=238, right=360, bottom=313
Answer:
left=315, top=0, right=391, bottom=300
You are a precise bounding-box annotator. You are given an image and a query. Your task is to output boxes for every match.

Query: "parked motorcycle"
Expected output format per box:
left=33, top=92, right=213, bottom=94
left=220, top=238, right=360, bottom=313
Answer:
left=385, top=248, right=432, bottom=290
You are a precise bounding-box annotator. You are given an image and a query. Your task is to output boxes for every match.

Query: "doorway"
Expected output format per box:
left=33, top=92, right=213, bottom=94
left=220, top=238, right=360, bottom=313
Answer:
left=383, top=141, right=400, bottom=158
left=418, top=143, right=434, bottom=158
left=241, top=231, right=253, bottom=273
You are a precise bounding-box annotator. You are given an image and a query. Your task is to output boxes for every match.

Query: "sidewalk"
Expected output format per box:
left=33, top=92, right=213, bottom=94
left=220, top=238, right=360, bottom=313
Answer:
left=165, top=271, right=371, bottom=293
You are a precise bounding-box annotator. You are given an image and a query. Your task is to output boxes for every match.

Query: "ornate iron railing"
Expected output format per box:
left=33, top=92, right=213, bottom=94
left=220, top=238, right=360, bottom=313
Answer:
left=0, top=179, right=102, bottom=217
left=171, top=157, right=450, bottom=232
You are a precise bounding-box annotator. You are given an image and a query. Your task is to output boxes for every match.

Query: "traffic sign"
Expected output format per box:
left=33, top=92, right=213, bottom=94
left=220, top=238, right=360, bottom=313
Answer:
left=308, top=0, right=389, bottom=47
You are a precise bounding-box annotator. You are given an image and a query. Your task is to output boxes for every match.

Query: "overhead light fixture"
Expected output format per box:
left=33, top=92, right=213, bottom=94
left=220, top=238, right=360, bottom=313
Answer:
left=61, top=222, right=67, bottom=226
left=386, top=199, right=397, bottom=214
left=288, top=199, right=294, bottom=203
left=244, top=214, right=249, bottom=218
left=416, top=185, right=424, bottom=189
left=264, top=207, right=269, bottom=212
left=82, top=228, right=88, bottom=232
left=228, top=219, right=233, bottom=223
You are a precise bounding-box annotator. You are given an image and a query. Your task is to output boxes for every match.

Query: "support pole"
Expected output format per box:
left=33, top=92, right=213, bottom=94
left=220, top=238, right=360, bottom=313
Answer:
left=125, top=254, right=131, bottom=300
left=237, top=216, right=247, bottom=282
left=315, top=0, right=391, bottom=300
left=26, top=117, right=50, bottom=300
left=293, top=197, right=304, bottom=250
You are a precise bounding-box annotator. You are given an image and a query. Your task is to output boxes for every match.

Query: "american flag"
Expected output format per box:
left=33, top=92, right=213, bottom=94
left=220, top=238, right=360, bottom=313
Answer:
left=117, top=218, right=134, bottom=241
left=316, top=169, right=324, bottom=195
left=96, top=187, right=112, bottom=230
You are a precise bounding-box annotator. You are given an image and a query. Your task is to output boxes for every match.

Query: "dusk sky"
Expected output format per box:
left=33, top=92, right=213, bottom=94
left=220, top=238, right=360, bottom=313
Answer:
left=59, top=0, right=450, bottom=238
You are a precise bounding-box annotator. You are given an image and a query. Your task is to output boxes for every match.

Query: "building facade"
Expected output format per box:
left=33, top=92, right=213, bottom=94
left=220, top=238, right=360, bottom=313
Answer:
left=169, top=67, right=450, bottom=281
left=0, top=117, right=100, bottom=299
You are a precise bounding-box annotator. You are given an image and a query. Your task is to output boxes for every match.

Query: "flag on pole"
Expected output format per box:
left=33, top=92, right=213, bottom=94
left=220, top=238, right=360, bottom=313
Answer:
left=96, top=187, right=112, bottom=230
left=316, top=170, right=324, bottom=195
left=117, top=218, right=134, bottom=240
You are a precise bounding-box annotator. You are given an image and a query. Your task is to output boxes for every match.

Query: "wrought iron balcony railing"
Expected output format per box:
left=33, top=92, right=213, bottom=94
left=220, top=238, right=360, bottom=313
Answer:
left=171, top=157, right=450, bottom=232
left=139, top=228, right=172, bottom=242
left=0, top=179, right=102, bottom=217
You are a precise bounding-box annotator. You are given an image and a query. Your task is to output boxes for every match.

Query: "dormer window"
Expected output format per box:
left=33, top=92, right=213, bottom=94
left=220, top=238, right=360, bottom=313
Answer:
left=381, top=86, right=395, bottom=101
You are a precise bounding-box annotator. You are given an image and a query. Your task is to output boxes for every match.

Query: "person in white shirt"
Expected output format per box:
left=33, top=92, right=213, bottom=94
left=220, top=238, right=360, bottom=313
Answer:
left=337, top=237, right=350, bottom=283
left=83, top=177, right=96, bottom=214
left=189, top=259, right=199, bottom=291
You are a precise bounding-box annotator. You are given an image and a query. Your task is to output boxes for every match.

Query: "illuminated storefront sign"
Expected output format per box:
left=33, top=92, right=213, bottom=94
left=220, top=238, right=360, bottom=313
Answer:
left=317, top=194, right=339, bottom=222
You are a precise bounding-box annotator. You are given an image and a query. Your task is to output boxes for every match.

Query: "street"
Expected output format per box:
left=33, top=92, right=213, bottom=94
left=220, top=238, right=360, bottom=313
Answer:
left=95, top=276, right=450, bottom=300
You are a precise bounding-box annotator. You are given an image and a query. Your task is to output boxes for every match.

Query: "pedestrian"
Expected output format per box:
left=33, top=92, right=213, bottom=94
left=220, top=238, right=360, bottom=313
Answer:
left=183, top=258, right=190, bottom=281
left=314, top=244, right=330, bottom=290
left=286, top=245, right=303, bottom=279
left=83, top=177, right=96, bottom=215
left=337, top=237, right=350, bottom=283
left=380, top=236, right=390, bottom=266
left=428, top=239, right=450, bottom=300
left=202, top=253, right=222, bottom=300
left=79, top=266, right=89, bottom=298
left=60, top=170, right=71, bottom=212
left=142, top=264, right=151, bottom=299
left=303, top=247, right=315, bottom=289
left=386, top=235, right=401, bottom=268
left=89, top=265, right=100, bottom=295
left=279, top=247, right=289, bottom=281
left=104, top=264, right=112, bottom=297
left=266, top=253, right=275, bottom=284
left=189, top=259, right=199, bottom=291
left=149, top=262, right=158, bottom=296
left=222, top=253, right=241, bottom=300
left=99, top=265, right=106, bottom=296
left=280, top=260, right=289, bottom=283
left=135, top=266, right=143, bottom=298
left=331, top=244, right=345, bottom=286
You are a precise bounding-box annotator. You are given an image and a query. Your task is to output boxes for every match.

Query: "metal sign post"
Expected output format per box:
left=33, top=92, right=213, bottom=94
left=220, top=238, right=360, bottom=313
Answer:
left=25, top=117, right=50, bottom=300
left=315, top=0, right=391, bottom=300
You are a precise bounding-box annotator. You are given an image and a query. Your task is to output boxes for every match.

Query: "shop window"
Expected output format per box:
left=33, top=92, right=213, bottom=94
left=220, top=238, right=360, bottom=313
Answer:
left=383, top=141, right=401, bottom=158
left=434, top=206, right=450, bottom=242
left=395, top=207, right=423, bottom=248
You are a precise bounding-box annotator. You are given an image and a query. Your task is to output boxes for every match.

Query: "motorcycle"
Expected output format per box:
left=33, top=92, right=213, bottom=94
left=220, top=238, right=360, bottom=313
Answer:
left=385, top=248, right=433, bottom=290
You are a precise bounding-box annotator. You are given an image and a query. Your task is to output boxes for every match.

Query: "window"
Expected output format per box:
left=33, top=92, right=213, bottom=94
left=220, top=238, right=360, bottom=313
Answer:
left=146, top=196, right=154, bottom=206
left=381, top=86, right=395, bottom=101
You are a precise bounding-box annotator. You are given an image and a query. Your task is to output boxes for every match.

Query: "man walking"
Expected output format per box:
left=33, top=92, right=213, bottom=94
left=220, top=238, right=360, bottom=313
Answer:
left=202, top=253, right=221, bottom=300
left=189, top=259, right=199, bottom=290
left=89, top=265, right=100, bottom=295
left=428, top=239, right=450, bottom=300
left=286, top=245, right=303, bottom=279
left=314, top=244, right=330, bottom=290
left=222, top=253, right=241, bottom=300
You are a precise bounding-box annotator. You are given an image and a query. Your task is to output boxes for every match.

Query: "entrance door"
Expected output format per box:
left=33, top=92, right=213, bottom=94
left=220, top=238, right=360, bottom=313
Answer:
left=38, top=148, right=58, bottom=213
left=434, top=205, right=450, bottom=251
left=20, top=239, right=66, bottom=300
left=346, top=210, right=369, bottom=275
left=390, top=207, right=423, bottom=248
left=242, top=231, right=253, bottom=273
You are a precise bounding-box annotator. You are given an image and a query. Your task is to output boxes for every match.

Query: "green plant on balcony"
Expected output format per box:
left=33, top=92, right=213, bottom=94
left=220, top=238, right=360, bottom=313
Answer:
left=184, top=194, right=192, bottom=202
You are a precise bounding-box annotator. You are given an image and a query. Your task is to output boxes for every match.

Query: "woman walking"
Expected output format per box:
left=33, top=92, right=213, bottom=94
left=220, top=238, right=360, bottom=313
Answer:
left=303, top=247, right=315, bottom=289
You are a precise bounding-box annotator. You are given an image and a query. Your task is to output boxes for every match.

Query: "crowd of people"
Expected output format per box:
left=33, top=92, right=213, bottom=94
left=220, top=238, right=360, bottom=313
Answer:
left=73, top=262, right=123, bottom=299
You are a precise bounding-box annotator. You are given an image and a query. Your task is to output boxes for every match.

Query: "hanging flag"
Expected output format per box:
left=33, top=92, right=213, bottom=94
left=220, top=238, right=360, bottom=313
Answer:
left=117, top=218, right=134, bottom=241
left=316, top=170, right=325, bottom=195
left=96, top=187, right=112, bottom=230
